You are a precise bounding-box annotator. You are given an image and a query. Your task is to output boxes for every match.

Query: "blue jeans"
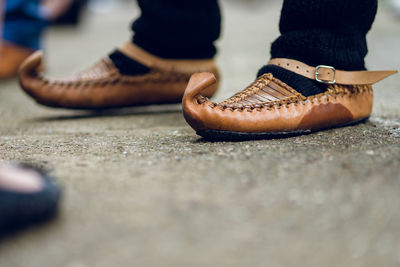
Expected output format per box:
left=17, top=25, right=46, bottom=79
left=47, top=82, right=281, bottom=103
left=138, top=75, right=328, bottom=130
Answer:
left=2, top=0, right=47, bottom=50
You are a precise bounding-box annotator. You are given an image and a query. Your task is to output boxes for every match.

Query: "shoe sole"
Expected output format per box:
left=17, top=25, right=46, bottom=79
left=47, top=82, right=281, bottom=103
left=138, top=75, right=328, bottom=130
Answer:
left=196, top=117, right=370, bottom=141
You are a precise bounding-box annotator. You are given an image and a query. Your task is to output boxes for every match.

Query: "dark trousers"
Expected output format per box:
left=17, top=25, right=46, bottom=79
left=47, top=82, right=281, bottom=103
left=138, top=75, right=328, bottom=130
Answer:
left=132, top=0, right=377, bottom=70
left=132, top=0, right=221, bottom=59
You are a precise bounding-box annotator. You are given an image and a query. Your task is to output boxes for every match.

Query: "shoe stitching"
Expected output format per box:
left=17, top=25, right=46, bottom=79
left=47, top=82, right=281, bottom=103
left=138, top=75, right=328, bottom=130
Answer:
left=35, top=58, right=216, bottom=89
left=197, top=77, right=372, bottom=112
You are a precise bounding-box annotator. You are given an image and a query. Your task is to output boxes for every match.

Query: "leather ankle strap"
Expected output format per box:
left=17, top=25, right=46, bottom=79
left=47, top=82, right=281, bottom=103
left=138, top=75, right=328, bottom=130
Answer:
left=268, top=58, right=397, bottom=85
left=119, top=42, right=216, bottom=71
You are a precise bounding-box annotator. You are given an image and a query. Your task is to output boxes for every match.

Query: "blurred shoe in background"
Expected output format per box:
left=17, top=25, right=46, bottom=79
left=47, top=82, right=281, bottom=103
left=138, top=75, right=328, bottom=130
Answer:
left=0, top=162, right=61, bottom=238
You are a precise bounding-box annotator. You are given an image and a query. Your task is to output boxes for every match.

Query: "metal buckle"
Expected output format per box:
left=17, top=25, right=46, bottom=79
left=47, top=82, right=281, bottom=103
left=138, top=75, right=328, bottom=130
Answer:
left=315, top=65, right=336, bottom=84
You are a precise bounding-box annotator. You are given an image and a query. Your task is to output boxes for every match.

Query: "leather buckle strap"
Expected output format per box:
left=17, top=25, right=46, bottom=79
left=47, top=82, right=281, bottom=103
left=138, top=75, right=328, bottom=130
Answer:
left=315, top=65, right=336, bottom=84
left=268, top=58, right=397, bottom=85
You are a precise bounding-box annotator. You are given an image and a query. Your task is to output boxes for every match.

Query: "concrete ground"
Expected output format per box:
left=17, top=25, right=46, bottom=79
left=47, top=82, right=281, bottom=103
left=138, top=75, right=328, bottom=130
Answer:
left=0, top=1, right=399, bottom=266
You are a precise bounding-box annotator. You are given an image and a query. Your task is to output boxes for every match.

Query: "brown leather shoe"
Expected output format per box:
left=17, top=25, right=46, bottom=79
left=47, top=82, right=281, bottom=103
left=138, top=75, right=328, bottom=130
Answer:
left=18, top=42, right=219, bottom=109
left=0, top=42, right=33, bottom=80
left=182, top=58, right=397, bottom=140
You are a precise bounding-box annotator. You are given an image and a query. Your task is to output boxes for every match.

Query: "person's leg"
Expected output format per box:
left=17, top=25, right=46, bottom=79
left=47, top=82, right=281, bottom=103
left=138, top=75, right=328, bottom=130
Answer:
left=110, top=0, right=221, bottom=75
left=182, top=0, right=397, bottom=140
left=19, top=0, right=222, bottom=109
left=132, top=0, right=221, bottom=59
left=271, top=0, right=376, bottom=70
left=257, top=0, right=378, bottom=97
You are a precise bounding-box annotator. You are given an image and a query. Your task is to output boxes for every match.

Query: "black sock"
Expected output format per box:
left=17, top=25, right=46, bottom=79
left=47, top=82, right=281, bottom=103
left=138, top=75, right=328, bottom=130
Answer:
left=258, top=0, right=377, bottom=96
left=109, top=50, right=150, bottom=76
left=257, top=65, right=327, bottom=97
